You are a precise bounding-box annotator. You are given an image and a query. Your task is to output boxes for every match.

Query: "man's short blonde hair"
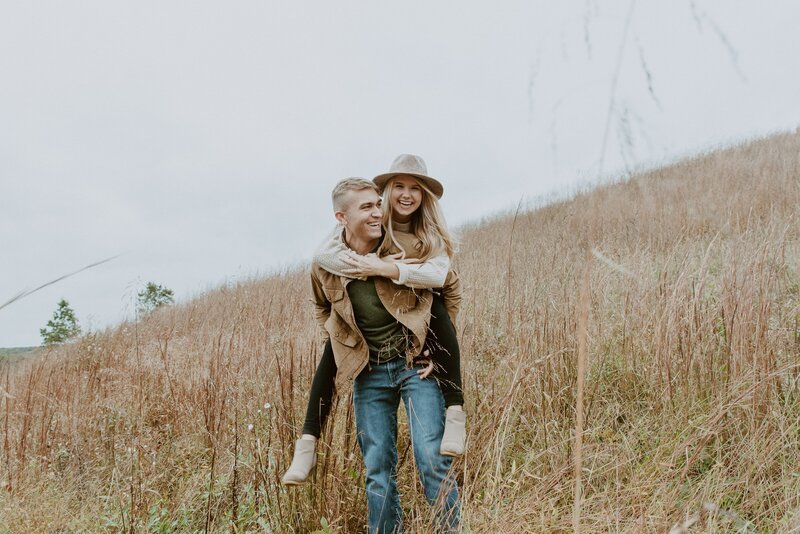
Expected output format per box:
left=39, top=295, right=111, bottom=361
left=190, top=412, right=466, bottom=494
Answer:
left=331, top=177, right=379, bottom=212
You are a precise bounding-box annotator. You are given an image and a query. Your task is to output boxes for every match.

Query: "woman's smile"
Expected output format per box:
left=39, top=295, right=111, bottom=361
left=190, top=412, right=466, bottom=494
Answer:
left=390, top=175, right=423, bottom=221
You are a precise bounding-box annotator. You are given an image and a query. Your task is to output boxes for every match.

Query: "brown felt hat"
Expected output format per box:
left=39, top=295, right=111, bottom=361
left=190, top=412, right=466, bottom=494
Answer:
left=372, top=154, right=444, bottom=199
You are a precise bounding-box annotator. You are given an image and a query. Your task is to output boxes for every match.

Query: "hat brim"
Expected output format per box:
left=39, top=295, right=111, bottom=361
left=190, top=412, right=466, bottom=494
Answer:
left=373, top=173, right=444, bottom=199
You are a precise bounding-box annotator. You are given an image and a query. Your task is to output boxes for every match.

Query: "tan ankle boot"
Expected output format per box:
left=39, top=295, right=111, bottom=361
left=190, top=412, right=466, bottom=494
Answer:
left=281, top=438, right=316, bottom=485
left=440, top=407, right=466, bottom=457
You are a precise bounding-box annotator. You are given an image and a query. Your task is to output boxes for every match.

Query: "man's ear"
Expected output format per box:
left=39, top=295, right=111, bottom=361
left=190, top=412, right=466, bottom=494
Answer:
left=335, top=211, right=346, bottom=224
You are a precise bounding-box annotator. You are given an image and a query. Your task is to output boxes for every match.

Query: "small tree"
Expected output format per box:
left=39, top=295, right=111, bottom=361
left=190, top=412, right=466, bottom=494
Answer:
left=40, top=299, right=81, bottom=345
left=137, top=282, right=174, bottom=316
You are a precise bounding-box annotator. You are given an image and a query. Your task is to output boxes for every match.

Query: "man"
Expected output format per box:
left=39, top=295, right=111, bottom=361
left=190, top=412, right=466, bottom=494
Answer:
left=310, top=177, right=460, bottom=533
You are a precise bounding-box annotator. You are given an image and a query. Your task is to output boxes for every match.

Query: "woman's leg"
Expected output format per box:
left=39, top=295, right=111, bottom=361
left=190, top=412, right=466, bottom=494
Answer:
left=302, top=339, right=338, bottom=438
left=427, top=293, right=467, bottom=457
left=427, top=294, right=464, bottom=407
left=282, top=340, right=337, bottom=485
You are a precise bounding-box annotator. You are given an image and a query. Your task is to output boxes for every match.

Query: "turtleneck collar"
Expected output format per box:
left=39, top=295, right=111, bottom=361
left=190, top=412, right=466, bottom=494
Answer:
left=392, top=220, right=412, bottom=233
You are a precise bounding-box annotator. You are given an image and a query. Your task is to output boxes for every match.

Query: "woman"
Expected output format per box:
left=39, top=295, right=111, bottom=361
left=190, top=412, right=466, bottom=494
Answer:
left=282, top=154, right=466, bottom=486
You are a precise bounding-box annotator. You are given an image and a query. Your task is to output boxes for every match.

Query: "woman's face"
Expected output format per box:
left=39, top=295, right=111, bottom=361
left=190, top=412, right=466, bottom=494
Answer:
left=388, top=175, right=423, bottom=222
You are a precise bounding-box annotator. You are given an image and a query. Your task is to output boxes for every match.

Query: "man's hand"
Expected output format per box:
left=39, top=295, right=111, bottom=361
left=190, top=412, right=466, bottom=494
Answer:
left=342, top=252, right=400, bottom=279
left=416, top=350, right=434, bottom=379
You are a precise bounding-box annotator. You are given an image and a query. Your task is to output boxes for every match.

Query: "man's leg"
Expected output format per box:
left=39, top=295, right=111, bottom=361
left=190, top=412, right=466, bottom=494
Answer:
left=353, top=358, right=403, bottom=533
left=399, top=364, right=461, bottom=532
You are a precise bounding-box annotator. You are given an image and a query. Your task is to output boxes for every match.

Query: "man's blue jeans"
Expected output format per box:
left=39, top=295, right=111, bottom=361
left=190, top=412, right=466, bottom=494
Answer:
left=353, top=357, right=461, bottom=533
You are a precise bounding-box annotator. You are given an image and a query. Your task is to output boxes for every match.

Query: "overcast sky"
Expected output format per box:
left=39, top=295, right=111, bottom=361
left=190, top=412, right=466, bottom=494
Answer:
left=2, top=1, right=798, bottom=347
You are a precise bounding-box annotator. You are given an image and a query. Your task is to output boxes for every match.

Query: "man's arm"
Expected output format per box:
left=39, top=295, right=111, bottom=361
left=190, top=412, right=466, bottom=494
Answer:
left=310, top=268, right=332, bottom=341
left=439, top=269, right=462, bottom=325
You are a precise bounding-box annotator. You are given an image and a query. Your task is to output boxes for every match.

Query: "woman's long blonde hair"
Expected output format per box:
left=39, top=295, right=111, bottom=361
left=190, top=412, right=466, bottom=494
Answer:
left=379, top=176, right=457, bottom=261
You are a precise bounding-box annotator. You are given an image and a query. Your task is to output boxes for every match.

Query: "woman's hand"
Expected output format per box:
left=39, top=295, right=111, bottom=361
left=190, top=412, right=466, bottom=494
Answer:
left=342, top=252, right=400, bottom=279
left=384, top=252, right=421, bottom=265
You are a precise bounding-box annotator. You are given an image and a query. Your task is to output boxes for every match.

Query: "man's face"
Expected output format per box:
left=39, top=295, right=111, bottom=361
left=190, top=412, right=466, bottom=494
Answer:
left=335, top=188, right=383, bottom=243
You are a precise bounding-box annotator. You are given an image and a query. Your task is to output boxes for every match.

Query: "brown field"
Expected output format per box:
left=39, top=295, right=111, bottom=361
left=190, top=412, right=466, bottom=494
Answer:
left=2, top=131, right=799, bottom=532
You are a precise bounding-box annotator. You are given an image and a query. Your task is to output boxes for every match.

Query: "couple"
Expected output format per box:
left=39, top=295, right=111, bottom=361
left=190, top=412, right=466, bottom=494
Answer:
left=283, top=154, right=466, bottom=532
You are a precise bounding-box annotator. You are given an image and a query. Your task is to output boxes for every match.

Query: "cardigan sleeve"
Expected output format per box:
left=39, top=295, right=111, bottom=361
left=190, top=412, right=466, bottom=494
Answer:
left=391, top=253, right=450, bottom=289
left=313, top=224, right=367, bottom=280
left=313, top=224, right=449, bottom=288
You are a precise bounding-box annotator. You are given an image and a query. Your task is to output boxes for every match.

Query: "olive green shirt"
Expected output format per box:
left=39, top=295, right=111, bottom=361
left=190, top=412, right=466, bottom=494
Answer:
left=347, top=278, right=409, bottom=363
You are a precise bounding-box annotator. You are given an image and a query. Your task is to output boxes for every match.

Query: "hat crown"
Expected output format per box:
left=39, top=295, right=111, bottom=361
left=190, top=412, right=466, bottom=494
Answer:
left=373, top=153, right=444, bottom=198
left=389, top=154, right=428, bottom=176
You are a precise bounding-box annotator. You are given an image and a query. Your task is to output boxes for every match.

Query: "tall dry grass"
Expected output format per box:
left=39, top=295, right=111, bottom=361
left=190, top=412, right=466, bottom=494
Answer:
left=2, top=131, right=799, bottom=532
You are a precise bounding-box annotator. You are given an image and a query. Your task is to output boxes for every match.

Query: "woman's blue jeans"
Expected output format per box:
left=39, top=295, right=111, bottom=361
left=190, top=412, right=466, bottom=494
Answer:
left=353, top=357, right=461, bottom=533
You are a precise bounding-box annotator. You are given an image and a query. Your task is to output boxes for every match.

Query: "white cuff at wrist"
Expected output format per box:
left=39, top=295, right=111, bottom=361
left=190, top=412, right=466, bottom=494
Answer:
left=393, top=263, right=410, bottom=285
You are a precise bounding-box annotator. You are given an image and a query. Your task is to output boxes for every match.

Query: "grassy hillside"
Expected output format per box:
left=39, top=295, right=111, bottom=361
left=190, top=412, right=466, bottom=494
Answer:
left=0, top=347, right=37, bottom=360
left=1, top=132, right=799, bottom=532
